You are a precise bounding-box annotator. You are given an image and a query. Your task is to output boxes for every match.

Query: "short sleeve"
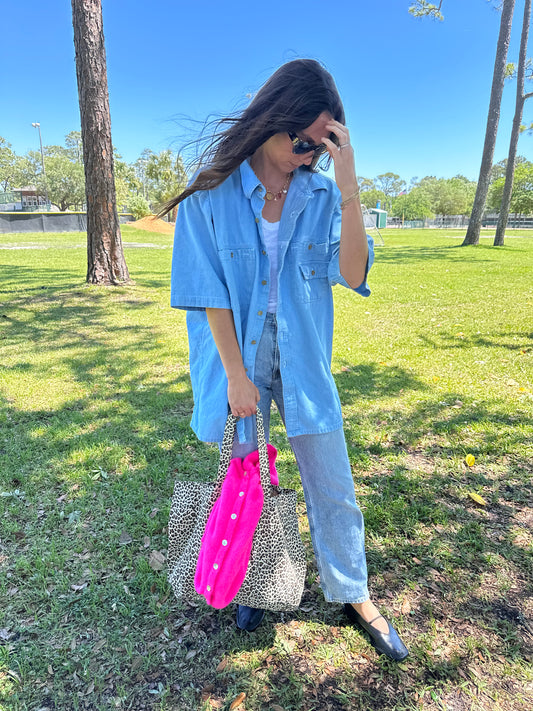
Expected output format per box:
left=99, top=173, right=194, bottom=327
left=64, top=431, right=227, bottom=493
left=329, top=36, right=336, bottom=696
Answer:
left=328, top=204, right=375, bottom=297
left=170, top=191, right=231, bottom=311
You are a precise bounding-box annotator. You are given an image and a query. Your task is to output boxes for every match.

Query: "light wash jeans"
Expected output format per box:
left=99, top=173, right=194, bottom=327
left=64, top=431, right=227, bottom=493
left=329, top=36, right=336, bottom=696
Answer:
left=228, top=312, right=369, bottom=604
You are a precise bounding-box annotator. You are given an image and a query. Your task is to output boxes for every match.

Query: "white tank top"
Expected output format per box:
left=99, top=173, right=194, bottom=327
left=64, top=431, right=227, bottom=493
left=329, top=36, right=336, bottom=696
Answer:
left=261, top=218, right=280, bottom=313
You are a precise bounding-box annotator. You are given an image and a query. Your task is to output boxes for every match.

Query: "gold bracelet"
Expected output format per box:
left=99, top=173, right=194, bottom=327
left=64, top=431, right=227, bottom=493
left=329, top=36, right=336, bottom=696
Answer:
left=340, top=189, right=360, bottom=210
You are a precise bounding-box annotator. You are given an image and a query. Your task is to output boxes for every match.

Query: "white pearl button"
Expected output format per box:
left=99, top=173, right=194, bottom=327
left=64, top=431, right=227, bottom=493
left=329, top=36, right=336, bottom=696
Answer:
left=222, top=539, right=228, bottom=546
left=231, top=513, right=237, bottom=520
left=207, top=585, right=211, bottom=591
left=213, top=563, right=219, bottom=570
left=239, top=491, right=244, bottom=497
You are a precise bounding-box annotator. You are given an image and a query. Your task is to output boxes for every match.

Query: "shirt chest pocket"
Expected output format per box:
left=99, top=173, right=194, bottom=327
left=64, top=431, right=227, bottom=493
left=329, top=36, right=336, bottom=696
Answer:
left=297, top=261, right=330, bottom=303
left=219, top=248, right=256, bottom=271
left=219, top=248, right=257, bottom=298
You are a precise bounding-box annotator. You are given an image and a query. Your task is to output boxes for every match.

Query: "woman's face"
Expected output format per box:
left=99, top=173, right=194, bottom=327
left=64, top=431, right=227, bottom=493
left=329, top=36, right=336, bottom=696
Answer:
left=263, top=111, right=333, bottom=173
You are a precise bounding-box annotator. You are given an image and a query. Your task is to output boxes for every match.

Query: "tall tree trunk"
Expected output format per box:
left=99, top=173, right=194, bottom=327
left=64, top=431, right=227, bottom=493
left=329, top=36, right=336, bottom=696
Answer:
left=494, top=0, right=532, bottom=246
left=71, top=0, right=129, bottom=284
left=462, top=0, right=516, bottom=246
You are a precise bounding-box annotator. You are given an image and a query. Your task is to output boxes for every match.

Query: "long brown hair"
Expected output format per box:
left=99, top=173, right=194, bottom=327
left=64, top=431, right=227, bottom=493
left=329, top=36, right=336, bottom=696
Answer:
left=158, top=59, right=345, bottom=216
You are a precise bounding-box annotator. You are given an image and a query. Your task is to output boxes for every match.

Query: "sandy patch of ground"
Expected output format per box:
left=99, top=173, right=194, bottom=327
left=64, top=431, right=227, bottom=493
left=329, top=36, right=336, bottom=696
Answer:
left=130, top=216, right=175, bottom=234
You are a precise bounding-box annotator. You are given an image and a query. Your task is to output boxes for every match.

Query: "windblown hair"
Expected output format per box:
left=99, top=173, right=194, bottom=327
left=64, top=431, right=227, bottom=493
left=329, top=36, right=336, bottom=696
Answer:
left=158, top=59, right=345, bottom=216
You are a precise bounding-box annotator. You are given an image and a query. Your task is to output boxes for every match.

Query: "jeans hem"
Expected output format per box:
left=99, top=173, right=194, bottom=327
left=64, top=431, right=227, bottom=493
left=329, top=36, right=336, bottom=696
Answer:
left=323, top=594, right=370, bottom=605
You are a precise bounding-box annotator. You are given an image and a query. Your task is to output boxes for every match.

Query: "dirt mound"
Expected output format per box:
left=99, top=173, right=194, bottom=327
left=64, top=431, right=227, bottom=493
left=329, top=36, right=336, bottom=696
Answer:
left=130, top=216, right=175, bottom=234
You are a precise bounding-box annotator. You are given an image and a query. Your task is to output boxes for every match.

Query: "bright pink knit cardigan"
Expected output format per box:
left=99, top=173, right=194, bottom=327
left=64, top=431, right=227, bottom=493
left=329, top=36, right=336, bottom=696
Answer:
left=194, top=444, right=279, bottom=608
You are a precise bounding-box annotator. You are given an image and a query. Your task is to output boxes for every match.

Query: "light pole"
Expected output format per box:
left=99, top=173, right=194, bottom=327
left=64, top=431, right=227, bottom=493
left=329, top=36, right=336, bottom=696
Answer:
left=31, top=122, right=49, bottom=209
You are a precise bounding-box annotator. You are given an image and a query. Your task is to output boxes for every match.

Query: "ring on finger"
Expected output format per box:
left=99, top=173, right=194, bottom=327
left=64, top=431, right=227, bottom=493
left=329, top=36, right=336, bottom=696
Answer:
left=339, top=143, right=350, bottom=149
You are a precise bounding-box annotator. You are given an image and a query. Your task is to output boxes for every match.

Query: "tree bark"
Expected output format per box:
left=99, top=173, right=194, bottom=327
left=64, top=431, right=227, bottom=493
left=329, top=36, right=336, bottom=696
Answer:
left=462, top=0, right=516, bottom=246
left=71, top=0, right=129, bottom=284
left=494, top=0, right=531, bottom=246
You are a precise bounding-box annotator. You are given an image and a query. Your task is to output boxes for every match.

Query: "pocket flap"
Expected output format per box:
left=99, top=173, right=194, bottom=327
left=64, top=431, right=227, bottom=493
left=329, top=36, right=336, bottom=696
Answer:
left=299, top=263, right=329, bottom=280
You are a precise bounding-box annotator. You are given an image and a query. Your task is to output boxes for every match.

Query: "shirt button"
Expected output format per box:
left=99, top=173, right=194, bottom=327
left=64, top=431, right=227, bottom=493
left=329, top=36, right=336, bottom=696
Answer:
left=239, top=491, right=244, bottom=497
left=251, top=340, right=256, bottom=345
left=308, top=244, right=313, bottom=250
left=213, top=563, right=219, bottom=569
left=262, top=280, right=267, bottom=285
left=311, top=269, right=315, bottom=275
left=255, top=217, right=260, bottom=223
left=258, top=310, right=263, bottom=316
left=244, top=367, right=248, bottom=372
left=207, top=585, right=211, bottom=591
left=222, top=539, right=228, bottom=546
left=231, top=513, right=237, bottom=520
left=262, top=250, right=266, bottom=255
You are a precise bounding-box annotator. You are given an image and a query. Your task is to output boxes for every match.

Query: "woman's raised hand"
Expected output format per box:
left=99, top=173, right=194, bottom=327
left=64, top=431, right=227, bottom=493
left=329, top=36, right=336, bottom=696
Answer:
left=322, top=120, right=358, bottom=198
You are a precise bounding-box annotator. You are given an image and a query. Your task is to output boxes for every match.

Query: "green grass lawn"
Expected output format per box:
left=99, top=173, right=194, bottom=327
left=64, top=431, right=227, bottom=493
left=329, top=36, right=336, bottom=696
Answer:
left=1, top=226, right=532, bottom=711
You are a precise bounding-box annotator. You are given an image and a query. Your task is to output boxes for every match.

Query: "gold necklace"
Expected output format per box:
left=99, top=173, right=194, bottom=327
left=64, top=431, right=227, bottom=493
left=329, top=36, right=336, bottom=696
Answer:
left=264, top=172, right=293, bottom=201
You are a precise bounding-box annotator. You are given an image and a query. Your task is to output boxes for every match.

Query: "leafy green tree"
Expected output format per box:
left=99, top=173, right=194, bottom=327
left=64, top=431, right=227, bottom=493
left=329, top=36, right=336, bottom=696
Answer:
left=15, top=152, right=42, bottom=189
left=145, top=149, right=187, bottom=207
left=488, top=174, right=505, bottom=211
left=490, top=155, right=528, bottom=181
left=417, top=175, right=476, bottom=216
left=374, top=172, right=406, bottom=198
left=491, top=161, right=533, bottom=215
left=510, top=161, right=533, bottom=214
left=65, top=131, right=83, bottom=163
left=114, top=151, right=142, bottom=210
left=356, top=177, right=375, bottom=191
left=43, top=144, right=72, bottom=159
left=359, top=188, right=387, bottom=210
left=38, top=155, right=85, bottom=211
left=134, top=148, right=154, bottom=200
left=0, top=137, right=17, bottom=191
left=391, top=190, right=434, bottom=220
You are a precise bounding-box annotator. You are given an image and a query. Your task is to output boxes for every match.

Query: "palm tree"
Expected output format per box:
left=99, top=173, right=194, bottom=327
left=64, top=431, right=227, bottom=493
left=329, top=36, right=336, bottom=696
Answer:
left=462, top=0, right=516, bottom=246
left=494, top=0, right=532, bottom=246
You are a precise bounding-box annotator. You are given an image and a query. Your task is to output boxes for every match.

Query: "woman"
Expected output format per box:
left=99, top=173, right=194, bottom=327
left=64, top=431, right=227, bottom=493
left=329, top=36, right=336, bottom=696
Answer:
left=165, top=59, right=408, bottom=661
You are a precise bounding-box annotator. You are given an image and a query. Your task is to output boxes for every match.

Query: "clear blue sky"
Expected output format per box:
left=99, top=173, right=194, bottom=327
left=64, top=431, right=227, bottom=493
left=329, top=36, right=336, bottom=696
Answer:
left=1, top=0, right=531, bottom=183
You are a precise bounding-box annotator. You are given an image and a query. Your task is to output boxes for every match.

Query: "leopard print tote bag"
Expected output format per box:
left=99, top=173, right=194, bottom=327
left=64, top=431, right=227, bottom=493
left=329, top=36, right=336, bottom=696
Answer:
left=167, top=410, right=307, bottom=611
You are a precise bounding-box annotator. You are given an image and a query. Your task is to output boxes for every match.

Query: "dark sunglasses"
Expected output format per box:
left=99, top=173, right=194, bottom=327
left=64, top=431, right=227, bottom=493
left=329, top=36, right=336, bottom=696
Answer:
left=288, top=131, right=327, bottom=156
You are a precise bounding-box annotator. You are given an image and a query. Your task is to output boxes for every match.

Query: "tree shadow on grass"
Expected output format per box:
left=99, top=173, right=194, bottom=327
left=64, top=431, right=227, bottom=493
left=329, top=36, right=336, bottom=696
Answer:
left=0, top=264, right=85, bottom=294
left=333, top=361, right=426, bottom=403
left=2, top=277, right=532, bottom=708
left=418, top=330, right=533, bottom=351
left=374, top=244, right=494, bottom=265
left=210, top=369, right=532, bottom=709
left=1, top=280, right=189, bottom=386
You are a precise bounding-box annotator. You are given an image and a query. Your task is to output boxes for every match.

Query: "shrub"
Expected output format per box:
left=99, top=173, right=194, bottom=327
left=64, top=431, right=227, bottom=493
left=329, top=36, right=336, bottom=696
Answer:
left=126, top=195, right=152, bottom=220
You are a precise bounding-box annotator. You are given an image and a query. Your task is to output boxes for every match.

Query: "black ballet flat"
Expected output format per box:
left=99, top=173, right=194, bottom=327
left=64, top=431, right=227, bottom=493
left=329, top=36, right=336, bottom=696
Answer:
left=344, top=604, right=409, bottom=661
left=236, top=605, right=265, bottom=632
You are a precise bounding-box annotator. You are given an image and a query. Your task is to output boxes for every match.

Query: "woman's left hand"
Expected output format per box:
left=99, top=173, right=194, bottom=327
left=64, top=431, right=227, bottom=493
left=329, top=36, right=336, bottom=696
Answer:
left=322, top=120, right=358, bottom=198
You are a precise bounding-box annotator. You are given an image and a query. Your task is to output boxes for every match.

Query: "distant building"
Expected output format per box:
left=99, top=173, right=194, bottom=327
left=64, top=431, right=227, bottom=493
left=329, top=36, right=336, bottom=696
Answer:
left=0, top=187, right=49, bottom=211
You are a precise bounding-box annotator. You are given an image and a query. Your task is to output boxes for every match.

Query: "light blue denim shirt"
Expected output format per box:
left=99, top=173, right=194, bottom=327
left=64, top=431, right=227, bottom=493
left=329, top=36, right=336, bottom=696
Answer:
left=171, top=160, right=374, bottom=444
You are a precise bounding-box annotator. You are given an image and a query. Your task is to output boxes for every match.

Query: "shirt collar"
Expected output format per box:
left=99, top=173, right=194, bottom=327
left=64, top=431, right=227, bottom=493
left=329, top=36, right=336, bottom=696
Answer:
left=240, top=159, right=326, bottom=200
left=240, top=159, right=262, bottom=199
